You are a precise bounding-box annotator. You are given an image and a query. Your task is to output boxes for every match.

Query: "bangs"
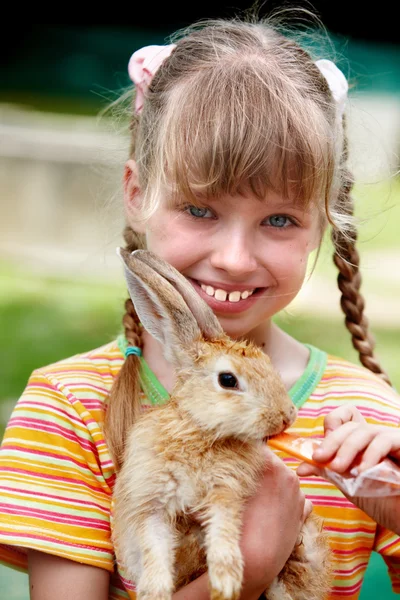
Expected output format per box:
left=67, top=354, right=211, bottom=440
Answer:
left=150, top=58, right=335, bottom=211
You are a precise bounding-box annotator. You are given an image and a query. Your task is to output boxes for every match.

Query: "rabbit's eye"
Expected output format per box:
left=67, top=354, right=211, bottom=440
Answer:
left=218, top=372, right=239, bottom=389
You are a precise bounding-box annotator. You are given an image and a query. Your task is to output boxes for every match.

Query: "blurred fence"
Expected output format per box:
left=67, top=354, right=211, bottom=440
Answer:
left=0, top=104, right=126, bottom=280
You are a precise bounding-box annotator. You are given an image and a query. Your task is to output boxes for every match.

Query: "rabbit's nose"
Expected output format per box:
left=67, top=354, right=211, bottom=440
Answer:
left=283, top=404, right=297, bottom=428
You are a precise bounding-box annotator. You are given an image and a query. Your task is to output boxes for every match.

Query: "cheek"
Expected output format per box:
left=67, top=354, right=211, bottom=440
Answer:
left=264, top=239, right=311, bottom=280
left=145, top=218, right=206, bottom=269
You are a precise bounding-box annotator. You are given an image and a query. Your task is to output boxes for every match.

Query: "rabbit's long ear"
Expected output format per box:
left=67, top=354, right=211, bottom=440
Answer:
left=118, top=248, right=203, bottom=365
left=132, top=249, right=224, bottom=340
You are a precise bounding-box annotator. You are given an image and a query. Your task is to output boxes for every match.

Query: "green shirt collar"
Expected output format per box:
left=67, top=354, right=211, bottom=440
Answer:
left=117, top=334, right=326, bottom=409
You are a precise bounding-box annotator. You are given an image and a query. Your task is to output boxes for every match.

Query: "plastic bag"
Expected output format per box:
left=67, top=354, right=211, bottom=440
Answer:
left=268, top=432, right=400, bottom=498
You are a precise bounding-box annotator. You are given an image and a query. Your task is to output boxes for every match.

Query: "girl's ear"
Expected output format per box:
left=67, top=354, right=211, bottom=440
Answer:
left=123, top=159, right=146, bottom=234
left=117, top=248, right=203, bottom=367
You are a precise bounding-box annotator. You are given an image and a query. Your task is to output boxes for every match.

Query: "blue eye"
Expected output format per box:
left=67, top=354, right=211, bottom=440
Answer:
left=187, top=205, right=213, bottom=218
left=268, top=215, right=291, bottom=228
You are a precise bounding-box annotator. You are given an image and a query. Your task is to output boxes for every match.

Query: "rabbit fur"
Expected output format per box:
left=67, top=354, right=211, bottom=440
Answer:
left=111, top=248, right=333, bottom=600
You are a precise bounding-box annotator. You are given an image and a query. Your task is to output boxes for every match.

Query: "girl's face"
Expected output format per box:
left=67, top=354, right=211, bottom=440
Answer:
left=128, top=175, right=322, bottom=340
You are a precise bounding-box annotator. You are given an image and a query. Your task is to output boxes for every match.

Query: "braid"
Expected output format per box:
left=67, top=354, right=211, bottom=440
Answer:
left=332, top=129, right=391, bottom=386
left=123, top=298, right=142, bottom=348
left=123, top=223, right=146, bottom=253
left=104, top=225, right=147, bottom=471
left=123, top=222, right=145, bottom=347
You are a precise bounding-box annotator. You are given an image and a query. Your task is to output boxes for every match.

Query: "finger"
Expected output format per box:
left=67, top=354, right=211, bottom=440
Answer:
left=312, top=421, right=361, bottom=463
left=326, top=427, right=383, bottom=473
left=302, top=499, right=313, bottom=523
left=359, top=431, right=400, bottom=472
left=260, top=450, right=296, bottom=489
left=323, top=405, right=366, bottom=437
left=296, top=462, right=322, bottom=477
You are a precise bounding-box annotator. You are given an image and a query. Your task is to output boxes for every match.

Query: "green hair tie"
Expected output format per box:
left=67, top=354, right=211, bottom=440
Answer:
left=125, top=346, right=142, bottom=358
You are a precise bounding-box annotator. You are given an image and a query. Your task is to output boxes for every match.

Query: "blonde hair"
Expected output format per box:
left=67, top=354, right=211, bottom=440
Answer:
left=135, top=20, right=339, bottom=222
left=105, top=16, right=390, bottom=470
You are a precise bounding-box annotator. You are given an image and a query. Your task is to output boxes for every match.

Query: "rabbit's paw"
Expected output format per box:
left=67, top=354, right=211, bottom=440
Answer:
left=210, top=583, right=241, bottom=600
left=209, top=555, right=243, bottom=600
left=136, top=561, right=174, bottom=600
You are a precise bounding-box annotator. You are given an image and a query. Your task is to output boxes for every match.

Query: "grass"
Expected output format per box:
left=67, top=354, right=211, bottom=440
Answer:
left=0, top=264, right=125, bottom=405
left=353, top=178, right=400, bottom=251
left=309, top=178, right=400, bottom=292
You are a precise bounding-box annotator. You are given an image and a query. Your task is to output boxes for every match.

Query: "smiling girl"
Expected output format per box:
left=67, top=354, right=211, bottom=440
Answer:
left=0, top=14, right=399, bottom=600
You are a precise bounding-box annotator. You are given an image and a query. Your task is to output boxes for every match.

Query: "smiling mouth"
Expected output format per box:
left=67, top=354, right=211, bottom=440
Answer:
left=196, top=281, right=262, bottom=303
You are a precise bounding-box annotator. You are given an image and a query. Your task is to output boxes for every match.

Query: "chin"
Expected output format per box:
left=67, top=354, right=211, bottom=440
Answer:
left=216, top=317, right=258, bottom=340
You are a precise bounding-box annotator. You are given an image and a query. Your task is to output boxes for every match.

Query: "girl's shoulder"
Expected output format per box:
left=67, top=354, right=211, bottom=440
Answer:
left=299, top=345, right=400, bottom=426
left=34, top=338, right=124, bottom=382
left=323, top=351, right=397, bottom=398
left=22, top=338, right=125, bottom=412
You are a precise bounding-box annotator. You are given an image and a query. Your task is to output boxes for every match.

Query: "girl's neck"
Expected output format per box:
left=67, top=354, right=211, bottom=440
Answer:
left=260, top=323, right=310, bottom=390
left=142, top=321, right=310, bottom=393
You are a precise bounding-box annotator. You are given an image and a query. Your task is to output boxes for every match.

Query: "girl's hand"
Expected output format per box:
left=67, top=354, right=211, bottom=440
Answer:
left=296, top=405, right=400, bottom=535
left=297, top=405, right=400, bottom=477
left=240, top=449, right=312, bottom=594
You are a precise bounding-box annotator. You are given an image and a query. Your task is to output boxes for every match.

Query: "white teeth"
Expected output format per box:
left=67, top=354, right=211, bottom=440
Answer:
left=205, top=286, right=215, bottom=296
left=228, top=291, right=241, bottom=302
left=200, top=282, right=256, bottom=302
left=215, top=289, right=228, bottom=301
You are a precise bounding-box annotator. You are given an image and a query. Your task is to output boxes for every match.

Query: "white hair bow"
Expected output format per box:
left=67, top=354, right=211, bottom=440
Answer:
left=128, top=44, right=176, bottom=114
left=315, top=59, right=348, bottom=118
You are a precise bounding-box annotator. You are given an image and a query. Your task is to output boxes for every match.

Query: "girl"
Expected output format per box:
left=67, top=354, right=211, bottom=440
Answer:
left=0, top=14, right=400, bottom=600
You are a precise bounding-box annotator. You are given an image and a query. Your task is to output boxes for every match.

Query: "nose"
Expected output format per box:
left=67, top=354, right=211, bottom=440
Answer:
left=210, top=229, right=258, bottom=277
left=282, top=404, right=297, bottom=428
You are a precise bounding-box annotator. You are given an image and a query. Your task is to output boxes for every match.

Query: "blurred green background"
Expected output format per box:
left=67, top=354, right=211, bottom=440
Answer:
left=1, top=20, right=400, bottom=600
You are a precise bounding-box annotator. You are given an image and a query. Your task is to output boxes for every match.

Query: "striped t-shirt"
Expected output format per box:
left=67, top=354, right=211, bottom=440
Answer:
left=1, top=339, right=400, bottom=599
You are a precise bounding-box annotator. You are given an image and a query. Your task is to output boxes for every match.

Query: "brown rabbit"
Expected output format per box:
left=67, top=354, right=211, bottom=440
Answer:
left=111, top=248, right=333, bottom=600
